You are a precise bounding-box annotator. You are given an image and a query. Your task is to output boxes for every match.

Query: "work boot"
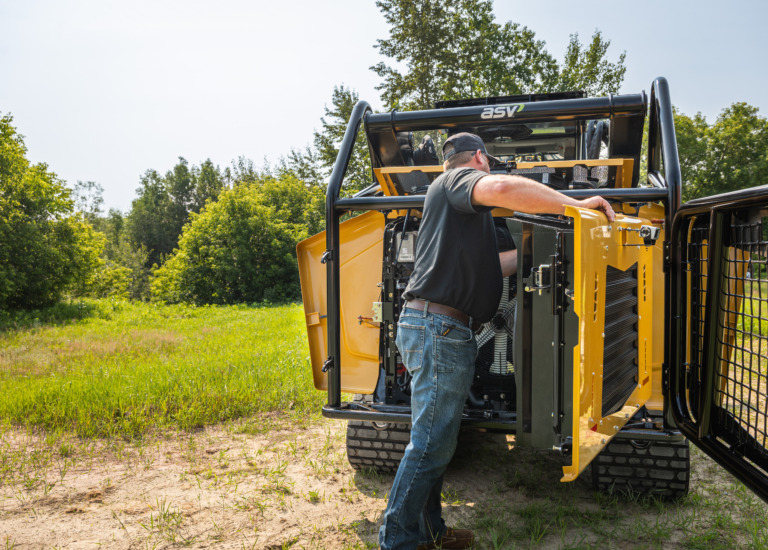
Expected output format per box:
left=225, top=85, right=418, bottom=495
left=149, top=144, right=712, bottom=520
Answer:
left=416, top=527, right=475, bottom=549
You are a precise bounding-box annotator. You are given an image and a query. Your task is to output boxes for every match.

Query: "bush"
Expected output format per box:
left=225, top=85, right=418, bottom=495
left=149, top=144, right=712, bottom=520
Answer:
left=0, top=114, right=103, bottom=309
left=152, top=176, right=322, bottom=304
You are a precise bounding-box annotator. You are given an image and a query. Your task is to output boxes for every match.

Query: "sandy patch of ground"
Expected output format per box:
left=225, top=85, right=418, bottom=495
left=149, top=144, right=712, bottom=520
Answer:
left=1, top=415, right=765, bottom=549
left=1, top=416, right=389, bottom=549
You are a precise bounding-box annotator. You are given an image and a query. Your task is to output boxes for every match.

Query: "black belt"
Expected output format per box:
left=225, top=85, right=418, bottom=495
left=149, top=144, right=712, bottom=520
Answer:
left=404, top=299, right=482, bottom=332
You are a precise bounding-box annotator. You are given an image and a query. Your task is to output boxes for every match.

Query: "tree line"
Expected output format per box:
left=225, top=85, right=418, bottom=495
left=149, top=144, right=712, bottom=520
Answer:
left=2, top=0, right=767, bottom=311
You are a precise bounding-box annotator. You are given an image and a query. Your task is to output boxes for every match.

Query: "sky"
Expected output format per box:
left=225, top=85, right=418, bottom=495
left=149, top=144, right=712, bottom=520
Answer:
left=2, top=0, right=767, bottom=212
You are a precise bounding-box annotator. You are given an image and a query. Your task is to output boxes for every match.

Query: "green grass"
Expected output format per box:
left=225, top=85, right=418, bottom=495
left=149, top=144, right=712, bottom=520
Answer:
left=445, top=432, right=768, bottom=550
left=0, top=298, right=324, bottom=438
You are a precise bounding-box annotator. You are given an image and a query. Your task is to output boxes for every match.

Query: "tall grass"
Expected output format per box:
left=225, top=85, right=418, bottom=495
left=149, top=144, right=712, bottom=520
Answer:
left=0, top=299, right=323, bottom=438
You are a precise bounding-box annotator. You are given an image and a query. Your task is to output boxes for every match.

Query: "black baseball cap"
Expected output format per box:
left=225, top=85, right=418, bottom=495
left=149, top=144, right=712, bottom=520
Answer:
left=442, top=132, right=503, bottom=167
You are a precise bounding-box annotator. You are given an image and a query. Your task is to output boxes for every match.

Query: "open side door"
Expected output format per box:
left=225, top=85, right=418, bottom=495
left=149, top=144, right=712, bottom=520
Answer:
left=667, top=185, right=768, bottom=503
left=560, top=207, right=656, bottom=481
left=297, top=211, right=384, bottom=394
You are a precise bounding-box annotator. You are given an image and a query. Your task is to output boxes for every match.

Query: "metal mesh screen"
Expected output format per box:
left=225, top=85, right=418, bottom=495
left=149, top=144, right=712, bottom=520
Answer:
left=715, top=219, right=768, bottom=458
left=687, top=214, right=768, bottom=470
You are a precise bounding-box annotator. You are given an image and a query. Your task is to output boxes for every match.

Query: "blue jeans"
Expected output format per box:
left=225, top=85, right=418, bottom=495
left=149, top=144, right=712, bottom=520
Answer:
left=379, top=304, right=478, bottom=550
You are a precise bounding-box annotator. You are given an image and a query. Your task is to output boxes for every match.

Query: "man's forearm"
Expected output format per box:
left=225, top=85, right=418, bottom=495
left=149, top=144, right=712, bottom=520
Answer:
left=472, top=174, right=616, bottom=222
left=499, top=249, right=517, bottom=277
left=473, top=175, right=573, bottom=214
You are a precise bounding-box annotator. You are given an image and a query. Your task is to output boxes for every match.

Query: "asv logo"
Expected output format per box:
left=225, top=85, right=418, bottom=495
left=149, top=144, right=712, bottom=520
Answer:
left=480, top=104, right=525, bottom=120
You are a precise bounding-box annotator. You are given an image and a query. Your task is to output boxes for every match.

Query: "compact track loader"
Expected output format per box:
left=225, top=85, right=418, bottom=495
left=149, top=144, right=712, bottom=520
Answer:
left=297, top=77, right=768, bottom=501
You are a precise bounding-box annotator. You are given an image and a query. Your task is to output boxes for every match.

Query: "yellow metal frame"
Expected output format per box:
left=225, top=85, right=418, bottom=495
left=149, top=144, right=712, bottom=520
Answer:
left=374, top=166, right=445, bottom=197
left=561, top=206, right=659, bottom=481
left=374, top=160, right=634, bottom=197
left=517, top=158, right=635, bottom=189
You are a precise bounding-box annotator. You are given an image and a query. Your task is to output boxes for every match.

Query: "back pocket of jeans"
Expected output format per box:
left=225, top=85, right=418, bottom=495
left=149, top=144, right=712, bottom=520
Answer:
left=395, top=323, right=425, bottom=375
left=435, top=323, right=474, bottom=372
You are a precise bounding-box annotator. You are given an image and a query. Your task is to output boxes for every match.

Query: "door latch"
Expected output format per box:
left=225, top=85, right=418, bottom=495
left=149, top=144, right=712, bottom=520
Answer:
left=524, top=263, right=552, bottom=295
left=618, top=225, right=661, bottom=246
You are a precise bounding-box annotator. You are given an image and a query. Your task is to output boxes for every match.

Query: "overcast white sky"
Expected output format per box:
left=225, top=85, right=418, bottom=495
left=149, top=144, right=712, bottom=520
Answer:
left=2, top=0, right=766, bottom=212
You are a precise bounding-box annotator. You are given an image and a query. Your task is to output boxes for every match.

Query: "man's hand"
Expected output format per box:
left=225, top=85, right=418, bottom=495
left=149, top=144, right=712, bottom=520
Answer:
left=577, top=196, right=616, bottom=222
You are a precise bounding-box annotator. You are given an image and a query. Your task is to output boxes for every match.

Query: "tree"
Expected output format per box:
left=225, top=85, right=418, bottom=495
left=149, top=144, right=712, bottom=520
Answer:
left=127, top=158, right=227, bottom=268
left=439, top=3, right=558, bottom=101
left=192, top=159, right=225, bottom=211
left=675, top=103, right=768, bottom=201
left=127, top=169, right=176, bottom=267
left=555, top=32, right=626, bottom=95
left=276, top=146, right=325, bottom=188
left=89, top=209, right=151, bottom=300
left=71, top=180, right=104, bottom=224
left=371, top=0, right=625, bottom=110
left=151, top=174, right=323, bottom=305
left=372, top=0, right=454, bottom=110
left=673, top=109, right=709, bottom=201
left=313, top=85, right=373, bottom=193
left=0, top=114, right=102, bottom=309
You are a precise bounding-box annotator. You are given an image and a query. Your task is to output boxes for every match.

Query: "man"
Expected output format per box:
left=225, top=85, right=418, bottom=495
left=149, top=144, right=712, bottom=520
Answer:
left=379, top=133, right=615, bottom=550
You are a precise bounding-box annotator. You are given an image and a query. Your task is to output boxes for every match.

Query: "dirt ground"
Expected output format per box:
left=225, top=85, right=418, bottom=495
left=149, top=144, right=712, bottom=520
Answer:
left=0, top=415, right=761, bottom=549
left=1, top=416, right=398, bottom=549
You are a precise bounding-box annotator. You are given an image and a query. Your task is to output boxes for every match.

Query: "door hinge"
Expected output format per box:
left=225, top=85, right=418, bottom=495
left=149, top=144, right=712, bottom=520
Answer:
left=321, top=250, right=333, bottom=264
left=322, top=356, right=335, bottom=372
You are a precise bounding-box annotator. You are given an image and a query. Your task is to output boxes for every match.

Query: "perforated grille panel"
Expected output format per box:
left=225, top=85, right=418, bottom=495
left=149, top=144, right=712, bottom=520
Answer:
left=602, top=264, right=639, bottom=417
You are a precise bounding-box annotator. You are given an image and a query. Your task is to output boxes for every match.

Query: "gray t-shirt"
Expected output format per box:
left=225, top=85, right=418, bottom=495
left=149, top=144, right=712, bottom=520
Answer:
left=403, top=167, right=502, bottom=323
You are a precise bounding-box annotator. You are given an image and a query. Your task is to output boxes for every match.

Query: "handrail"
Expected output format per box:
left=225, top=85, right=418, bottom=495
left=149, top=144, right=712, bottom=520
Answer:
left=648, top=77, right=682, bottom=224
left=325, top=100, right=372, bottom=408
left=651, top=78, right=684, bottom=434
left=333, top=188, right=669, bottom=212
left=365, top=93, right=646, bottom=132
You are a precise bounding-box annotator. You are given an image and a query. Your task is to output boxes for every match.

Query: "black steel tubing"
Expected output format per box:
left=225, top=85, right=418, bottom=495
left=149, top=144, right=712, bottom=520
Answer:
left=334, top=188, right=668, bottom=212
left=658, top=76, right=684, bottom=432
left=365, top=94, right=646, bottom=133
left=649, top=77, right=682, bottom=224
left=698, top=210, right=726, bottom=438
left=321, top=404, right=519, bottom=428
left=325, top=100, right=372, bottom=408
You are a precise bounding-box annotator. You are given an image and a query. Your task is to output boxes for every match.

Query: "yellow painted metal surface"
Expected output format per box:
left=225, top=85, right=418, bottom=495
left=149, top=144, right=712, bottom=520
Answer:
left=517, top=158, right=635, bottom=188
left=561, top=207, right=657, bottom=482
left=296, top=211, right=385, bottom=394
left=373, top=166, right=444, bottom=197
left=637, top=203, right=667, bottom=412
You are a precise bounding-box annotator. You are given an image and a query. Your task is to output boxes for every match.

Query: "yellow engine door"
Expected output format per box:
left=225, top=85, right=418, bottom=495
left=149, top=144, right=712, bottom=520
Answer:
left=561, top=207, right=658, bottom=481
left=296, top=211, right=384, bottom=394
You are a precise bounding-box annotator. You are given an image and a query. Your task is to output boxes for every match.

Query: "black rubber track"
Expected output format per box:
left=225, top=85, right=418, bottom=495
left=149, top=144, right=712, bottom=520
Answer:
left=591, top=437, right=690, bottom=499
left=346, top=420, right=410, bottom=473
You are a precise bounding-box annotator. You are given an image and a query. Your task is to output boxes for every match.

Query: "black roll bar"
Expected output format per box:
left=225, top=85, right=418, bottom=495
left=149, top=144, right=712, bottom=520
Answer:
left=334, top=188, right=668, bottom=212
left=325, top=100, right=372, bottom=408
left=365, top=94, right=647, bottom=132
left=648, top=77, right=682, bottom=229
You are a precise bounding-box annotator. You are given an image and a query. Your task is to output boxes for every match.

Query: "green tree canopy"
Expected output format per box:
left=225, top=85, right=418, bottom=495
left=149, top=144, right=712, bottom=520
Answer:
left=372, top=0, right=626, bottom=110
left=675, top=103, right=768, bottom=201
left=312, top=85, right=373, bottom=193
left=127, top=157, right=227, bottom=268
left=151, top=174, right=324, bottom=305
left=0, top=114, right=102, bottom=309
left=555, top=31, right=626, bottom=95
